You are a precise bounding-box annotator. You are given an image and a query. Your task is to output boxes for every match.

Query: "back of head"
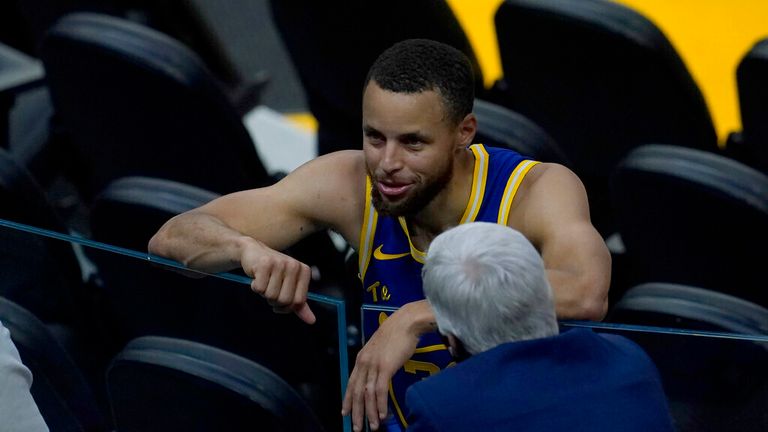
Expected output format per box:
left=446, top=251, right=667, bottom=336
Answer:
left=423, top=222, right=558, bottom=355
left=364, top=38, right=474, bottom=125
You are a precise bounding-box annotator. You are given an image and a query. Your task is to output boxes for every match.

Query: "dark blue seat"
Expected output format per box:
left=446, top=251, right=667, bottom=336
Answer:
left=268, top=0, right=484, bottom=155
left=610, top=144, right=768, bottom=307
left=0, top=146, right=87, bottom=325
left=727, top=37, right=768, bottom=174
left=0, top=296, right=108, bottom=432
left=107, top=336, right=325, bottom=432
left=85, top=176, right=346, bottom=430
left=490, top=0, right=719, bottom=236
left=39, top=12, right=272, bottom=202
left=606, top=282, right=768, bottom=432
left=474, top=99, right=570, bottom=165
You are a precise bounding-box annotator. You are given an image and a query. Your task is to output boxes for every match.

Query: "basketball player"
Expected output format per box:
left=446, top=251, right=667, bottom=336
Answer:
left=149, top=39, right=611, bottom=431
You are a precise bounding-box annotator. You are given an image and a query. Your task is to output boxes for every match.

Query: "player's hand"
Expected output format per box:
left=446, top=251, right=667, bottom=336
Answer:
left=241, top=240, right=315, bottom=324
left=341, top=307, right=420, bottom=431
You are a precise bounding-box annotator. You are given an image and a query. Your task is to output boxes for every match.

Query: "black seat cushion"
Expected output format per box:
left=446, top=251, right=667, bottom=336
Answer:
left=107, top=336, right=324, bottom=432
left=0, top=296, right=107, bottom=432
left=39, top=12, right=270, bottom=201
left=732, top=37, right=768, bottom=173
left=491, top=0, right=719, bottom=235
left=610, top=144, right=768, bottom=307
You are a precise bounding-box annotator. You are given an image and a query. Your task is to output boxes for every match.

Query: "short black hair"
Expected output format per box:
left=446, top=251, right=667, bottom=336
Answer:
left=364, top=39, right=474, bottom=125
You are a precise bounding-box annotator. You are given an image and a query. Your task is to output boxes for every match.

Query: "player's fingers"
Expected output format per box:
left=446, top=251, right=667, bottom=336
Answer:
left=293, top=262, right=311, bottom=307
left=263, top=260, right=286, bottom=304
left=351, top=372, right=367, bottom=432
left=375, top=373, right=390, bottom=422
left=293, top=303, right=316, bottom=325
left=341, top=373, right=354, bottom=417
left=277, top=260, right=300, bottom=306
left=365, top=371, right=380, bottom=430
left=250, top=266, right=269, bottom=295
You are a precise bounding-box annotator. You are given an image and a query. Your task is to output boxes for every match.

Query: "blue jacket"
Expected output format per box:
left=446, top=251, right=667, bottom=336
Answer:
left=405, top=328, right=674, bottom=431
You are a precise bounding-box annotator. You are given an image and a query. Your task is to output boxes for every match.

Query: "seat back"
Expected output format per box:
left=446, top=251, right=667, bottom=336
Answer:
left=734, top=37, right=768, bottom=173
left=39, top=12, right=270, bottom=201
left=107, top=336, right=324, bottom=432
left=473, top=99, right=570, bottom=165
left=268, top=0, right=484, bottom=155
left=0, top=147, right=86, bottom=325
left=608, top=283, right=768, bottom=334
left=492, top=0, right=719, bottom=235
left=86, top=176, right=344, bottom=430
left=1, top=0, right=247, bottom=88
left=610, top=144, right=768, bottom=307
left=606, top=283, right=768, bottom=432
left=0, top=296, right=107, bottom=432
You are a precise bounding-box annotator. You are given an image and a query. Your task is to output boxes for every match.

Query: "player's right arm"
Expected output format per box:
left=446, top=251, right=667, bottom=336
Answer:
left=148, top=150, right=365, bottom=324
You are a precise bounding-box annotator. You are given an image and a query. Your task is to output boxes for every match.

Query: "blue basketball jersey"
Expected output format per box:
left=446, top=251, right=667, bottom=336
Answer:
left=357, top=144, right=540, bottom=430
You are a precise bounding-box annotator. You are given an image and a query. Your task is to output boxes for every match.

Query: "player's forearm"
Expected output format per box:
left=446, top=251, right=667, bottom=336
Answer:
left=397, top=300, right=439, bottom=336
left=148, top=211, right=256, bottom=273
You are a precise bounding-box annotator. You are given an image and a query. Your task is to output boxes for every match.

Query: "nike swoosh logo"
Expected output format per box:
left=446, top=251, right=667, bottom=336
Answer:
left=373, top=245, right=410, bottom=261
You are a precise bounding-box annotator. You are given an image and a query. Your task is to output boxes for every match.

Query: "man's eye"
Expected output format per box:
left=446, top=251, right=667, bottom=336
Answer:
left=367, top=134, right=385, bottom=145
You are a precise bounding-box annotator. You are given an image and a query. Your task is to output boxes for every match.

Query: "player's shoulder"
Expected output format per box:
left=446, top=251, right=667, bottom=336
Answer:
left=294, top=150, right=365, bottom=178
left=285, top=150, right=366, bottom=190
left=280, top=150, right=367, bottom=240
left=525, top=162, right=578, bottom=185
left=511, top=162, right=581, bottom=204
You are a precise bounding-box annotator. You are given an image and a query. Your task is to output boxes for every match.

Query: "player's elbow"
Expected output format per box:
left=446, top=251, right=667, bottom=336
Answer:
left=578, top=273, right=610, bottom=321
left=559, top=294, right=608, bottom=321
left=580, top=296, right=608, bottom=321
left=556, top=274, right=610, bottom=321
left=575, top=254, right=611, bottom=321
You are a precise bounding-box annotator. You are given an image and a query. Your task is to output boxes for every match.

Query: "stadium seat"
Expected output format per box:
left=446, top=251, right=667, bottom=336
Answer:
left=85, top=176, right=345, bottom=430
left=607, top=282, right=768, bottom=334
left=610, top=144, right=768, bottom=307
left=107, top=336, right=324, bottom=432
left=474, top=99, right=570, bottom=164
left=490, top=0, right=719, bottom=236
left=727, top=37, right=768, bottom=174
left=0, top=296, right=108, bottom=432
left=0, top=40, right=45, bottom=149
left=605, top=282, right=768, bottom=432
left=268, top=0, right=485, bottom=155
left=0, top=147, right=88, bottom=325
left=0, top=0, right=266, bottom=102
left=39, top=12, right=272, bottom=202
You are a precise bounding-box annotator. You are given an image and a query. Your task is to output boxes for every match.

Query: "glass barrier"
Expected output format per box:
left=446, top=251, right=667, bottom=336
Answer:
left=563, top=321, right=768, bottom=432
left=363, top=303, right=768, bottom=432
left=3, top=214, right=768, bottom=432
left=0, top=218, right=351, bottom=432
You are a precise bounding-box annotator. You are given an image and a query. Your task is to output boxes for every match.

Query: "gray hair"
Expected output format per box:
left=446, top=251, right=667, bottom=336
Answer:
left=422, top=222, right=558, bottom=355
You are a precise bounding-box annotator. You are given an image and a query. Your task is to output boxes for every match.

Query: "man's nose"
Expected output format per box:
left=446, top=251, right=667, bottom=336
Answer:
left=379, top=142, right=403, bottom=174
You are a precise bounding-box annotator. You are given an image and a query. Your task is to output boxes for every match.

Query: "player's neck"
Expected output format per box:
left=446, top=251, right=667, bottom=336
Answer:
left=405, top=147, right=475, bottom=249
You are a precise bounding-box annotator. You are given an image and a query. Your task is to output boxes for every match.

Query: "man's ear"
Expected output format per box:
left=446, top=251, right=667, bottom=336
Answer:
left=446, top=334, right=460, bottom=357
left=457, top=113, right=477, bottom=148
left=446, top=334, right=471, bottom=362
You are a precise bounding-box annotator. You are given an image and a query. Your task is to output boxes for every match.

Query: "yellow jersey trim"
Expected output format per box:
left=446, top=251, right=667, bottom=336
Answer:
left=389, top=380, right=408, bottom=427
left=359, top=176, right=378, bottom=281
left=459, top=144, right=489, bottom=224
left=397, top=218, right=427, bottom=264
left=393, top=144, right=489, bottom=264
left=414, top=344, right=449, bottom=354
left=497, top=160, right=540, bottom=225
